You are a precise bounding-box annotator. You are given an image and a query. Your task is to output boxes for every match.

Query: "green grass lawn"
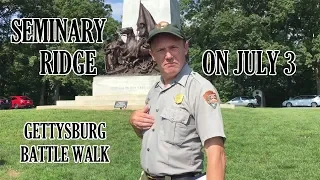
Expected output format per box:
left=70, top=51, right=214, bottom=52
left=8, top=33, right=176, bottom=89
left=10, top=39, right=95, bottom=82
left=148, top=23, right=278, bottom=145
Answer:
left=0, top=108, right=319, bottom=180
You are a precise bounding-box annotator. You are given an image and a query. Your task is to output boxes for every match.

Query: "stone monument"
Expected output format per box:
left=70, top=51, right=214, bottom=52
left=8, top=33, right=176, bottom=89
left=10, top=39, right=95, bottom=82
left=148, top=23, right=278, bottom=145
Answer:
left=91, top=0, right=181, bottom=110
left=93, top=0, right=181, bottom=97
left=36, top=0, right=234, bottom=110
left=252, top=89, right=265, bottom=107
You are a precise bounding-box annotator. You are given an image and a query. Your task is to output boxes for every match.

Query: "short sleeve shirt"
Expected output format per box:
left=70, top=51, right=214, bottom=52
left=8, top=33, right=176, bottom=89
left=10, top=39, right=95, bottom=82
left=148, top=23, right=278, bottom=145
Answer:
left=140, top=63, right=226, bottom=176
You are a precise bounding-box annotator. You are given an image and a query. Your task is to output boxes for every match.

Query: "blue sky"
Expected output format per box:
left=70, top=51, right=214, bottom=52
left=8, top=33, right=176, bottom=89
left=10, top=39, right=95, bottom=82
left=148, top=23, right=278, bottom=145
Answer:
left=105, top=0, right=124, bottom=21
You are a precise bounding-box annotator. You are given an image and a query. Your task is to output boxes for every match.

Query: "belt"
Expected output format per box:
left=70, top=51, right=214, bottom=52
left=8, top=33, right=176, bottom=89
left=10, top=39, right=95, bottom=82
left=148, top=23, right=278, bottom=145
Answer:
left=145, top=172, right=198, bottom=180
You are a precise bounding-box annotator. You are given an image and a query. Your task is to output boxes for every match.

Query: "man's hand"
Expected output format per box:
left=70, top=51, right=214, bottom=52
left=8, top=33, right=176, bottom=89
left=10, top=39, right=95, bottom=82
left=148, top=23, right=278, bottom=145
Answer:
left=204, top=137, right=226, bottom=180
left=129, top=106, right=154, bottom=138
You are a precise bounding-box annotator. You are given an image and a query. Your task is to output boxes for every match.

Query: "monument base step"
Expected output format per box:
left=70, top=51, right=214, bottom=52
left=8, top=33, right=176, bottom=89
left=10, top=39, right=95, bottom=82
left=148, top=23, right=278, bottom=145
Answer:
left=75, top=95, right=147, bottom=101
left=36, top=103, right=235, bottom=110
left=36, top=105, right=143, bottom=110
left=55, top=99, right=145, bottom=106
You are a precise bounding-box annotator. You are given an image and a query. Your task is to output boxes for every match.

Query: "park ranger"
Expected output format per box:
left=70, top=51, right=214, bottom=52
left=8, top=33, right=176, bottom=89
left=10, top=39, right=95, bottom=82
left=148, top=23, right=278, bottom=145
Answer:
left=129, top=21, right=226, bottom=180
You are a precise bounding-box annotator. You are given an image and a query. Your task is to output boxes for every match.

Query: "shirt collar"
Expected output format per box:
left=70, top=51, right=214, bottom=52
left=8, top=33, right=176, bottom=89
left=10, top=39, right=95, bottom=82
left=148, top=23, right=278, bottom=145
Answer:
left=155, top=63, right=192, bottom=89
left=172, top=63, right=192, bottom=87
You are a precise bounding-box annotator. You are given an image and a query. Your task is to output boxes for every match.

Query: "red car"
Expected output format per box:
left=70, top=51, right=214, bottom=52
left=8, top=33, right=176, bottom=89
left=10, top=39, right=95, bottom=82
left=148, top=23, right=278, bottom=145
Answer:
left=10, top=96, right=34, bottom=109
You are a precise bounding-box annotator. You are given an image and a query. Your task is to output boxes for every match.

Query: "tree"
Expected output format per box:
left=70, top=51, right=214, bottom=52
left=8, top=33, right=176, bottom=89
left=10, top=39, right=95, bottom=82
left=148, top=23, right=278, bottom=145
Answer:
left=180, top=0, right=317, bottom=106
left=0, top=0, right=120, bottom=105
left=288, top=0, right=320, bottom=94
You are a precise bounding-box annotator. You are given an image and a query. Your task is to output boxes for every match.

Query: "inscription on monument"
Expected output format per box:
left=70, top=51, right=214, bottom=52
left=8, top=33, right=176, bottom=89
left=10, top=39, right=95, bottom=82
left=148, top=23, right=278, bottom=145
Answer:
left=110, top=86, right=149, bottom=91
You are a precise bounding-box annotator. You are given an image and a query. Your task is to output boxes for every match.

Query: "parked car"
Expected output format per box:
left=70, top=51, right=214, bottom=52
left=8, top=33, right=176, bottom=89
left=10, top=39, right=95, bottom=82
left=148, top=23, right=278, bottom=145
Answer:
left=0, top=96, right=11, bottom=109
left=226, top=96, right=259, bottom=107
left=282, top=95, right=320, bottom=107
left=10, top=96, right=34, bottom=109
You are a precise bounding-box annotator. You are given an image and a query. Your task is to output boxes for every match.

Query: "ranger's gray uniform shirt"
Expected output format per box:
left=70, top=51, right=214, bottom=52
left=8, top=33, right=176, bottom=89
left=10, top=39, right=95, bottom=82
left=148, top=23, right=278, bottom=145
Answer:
left=141, top=63, right=226, bottom=176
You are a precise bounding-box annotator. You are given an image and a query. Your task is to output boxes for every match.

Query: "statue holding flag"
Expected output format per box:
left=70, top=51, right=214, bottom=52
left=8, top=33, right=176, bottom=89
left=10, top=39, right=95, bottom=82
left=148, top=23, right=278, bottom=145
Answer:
left=104, top=2, right=158, bottom=75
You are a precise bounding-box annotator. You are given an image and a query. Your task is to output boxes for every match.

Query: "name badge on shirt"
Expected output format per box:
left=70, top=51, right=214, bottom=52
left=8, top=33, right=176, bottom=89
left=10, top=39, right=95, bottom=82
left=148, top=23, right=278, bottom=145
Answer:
left=174, top=93, right=184, bottom=104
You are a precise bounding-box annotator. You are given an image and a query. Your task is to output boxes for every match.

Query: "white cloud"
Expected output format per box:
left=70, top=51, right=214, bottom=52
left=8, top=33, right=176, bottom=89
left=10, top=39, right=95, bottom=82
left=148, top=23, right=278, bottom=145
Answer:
left=105, top=0, right=123, bottom=21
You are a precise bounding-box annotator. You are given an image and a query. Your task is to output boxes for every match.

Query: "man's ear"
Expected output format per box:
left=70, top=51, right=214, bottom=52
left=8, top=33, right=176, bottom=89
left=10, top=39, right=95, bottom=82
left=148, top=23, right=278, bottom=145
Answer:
left=184, top=40, right=189, bottom=56
left=149, top=49, right=155, bottom=62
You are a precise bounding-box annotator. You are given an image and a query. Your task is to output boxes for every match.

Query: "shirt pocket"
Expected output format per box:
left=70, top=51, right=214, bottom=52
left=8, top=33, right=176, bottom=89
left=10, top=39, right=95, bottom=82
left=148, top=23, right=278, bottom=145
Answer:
left=159, top=107, right=191, bottom=145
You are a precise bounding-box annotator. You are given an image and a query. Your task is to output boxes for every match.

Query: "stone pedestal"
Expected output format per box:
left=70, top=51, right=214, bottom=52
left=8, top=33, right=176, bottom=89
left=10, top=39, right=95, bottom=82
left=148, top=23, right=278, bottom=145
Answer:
left=36, top=76, right=161, bottom=110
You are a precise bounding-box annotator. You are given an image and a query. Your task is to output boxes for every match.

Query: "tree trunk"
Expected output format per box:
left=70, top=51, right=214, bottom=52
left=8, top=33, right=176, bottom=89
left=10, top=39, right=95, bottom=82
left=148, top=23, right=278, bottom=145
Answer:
left=316, top=64, right=320, bottom=95
left=287, top=76, right=292, bottom=98
left=53, top=82, right=60, bottom=105
left=39, top=80, right=46, bottom=105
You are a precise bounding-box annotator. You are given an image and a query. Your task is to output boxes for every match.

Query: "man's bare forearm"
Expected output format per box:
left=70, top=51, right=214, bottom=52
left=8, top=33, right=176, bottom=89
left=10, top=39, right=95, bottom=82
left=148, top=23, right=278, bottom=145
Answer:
left=206, top=150, right=226, bottom=180
left=205, top=137, right=226, bottom=180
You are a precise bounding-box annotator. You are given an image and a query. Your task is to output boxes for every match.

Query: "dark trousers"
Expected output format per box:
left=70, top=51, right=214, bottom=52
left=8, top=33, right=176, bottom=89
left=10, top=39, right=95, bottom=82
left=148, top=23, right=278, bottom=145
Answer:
left=140, top=171, right=205, bottom=180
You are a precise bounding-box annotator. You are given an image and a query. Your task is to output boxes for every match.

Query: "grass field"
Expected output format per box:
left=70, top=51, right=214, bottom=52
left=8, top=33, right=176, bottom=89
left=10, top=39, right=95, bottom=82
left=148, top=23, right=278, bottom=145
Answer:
left=0, top=108, right=319, bottom=180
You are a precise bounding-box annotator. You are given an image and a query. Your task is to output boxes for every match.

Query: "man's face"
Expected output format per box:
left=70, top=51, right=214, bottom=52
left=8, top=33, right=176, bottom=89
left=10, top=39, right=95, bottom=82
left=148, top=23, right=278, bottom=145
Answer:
left=149, top=33, right=188, bottom=80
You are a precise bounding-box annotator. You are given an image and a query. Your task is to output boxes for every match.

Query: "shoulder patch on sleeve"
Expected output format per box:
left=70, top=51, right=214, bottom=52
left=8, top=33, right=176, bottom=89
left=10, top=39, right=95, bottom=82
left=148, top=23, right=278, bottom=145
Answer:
left=203, top=90, right=219, bottom=109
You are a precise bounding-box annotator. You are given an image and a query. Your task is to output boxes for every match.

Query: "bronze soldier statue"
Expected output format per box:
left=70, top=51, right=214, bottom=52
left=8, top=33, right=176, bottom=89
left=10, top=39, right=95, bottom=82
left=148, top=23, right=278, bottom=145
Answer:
left=103, top=2, right=159, bottom=75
